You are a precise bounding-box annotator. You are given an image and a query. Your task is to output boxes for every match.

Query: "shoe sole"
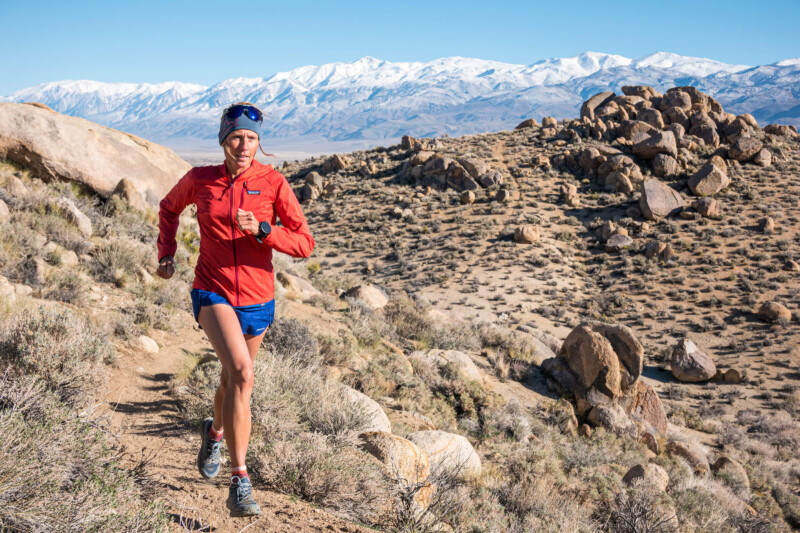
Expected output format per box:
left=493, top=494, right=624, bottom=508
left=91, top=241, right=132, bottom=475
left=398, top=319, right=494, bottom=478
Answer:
left=197, top=417, right=220, bottom=479
left=227, top=499, right=261, bottom=517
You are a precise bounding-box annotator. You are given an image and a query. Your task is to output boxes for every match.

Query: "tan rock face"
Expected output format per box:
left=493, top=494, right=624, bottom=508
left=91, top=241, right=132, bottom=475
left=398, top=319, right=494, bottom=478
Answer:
left=0, top=102, right=190, bottom=204
left=632, top=130, right=677, bottom=160
left=513, top=225, right=540, bottom=244
left=541, top=116, right=557, bottom=128
left=711, top=456, right=750, bottom=490
left=561, top=325, right=622, bottom=398
left=623, top=463, right=669, bottom=492
left=514, top=118, right=538, bottom=130
left=621, top=381, right=667, bottom=435
left=639, top=179, right=685, bottom=220
left=587, top=402, right=637, bottom=437
left=580, top=91, right=615, bottom=121
left=341, top=385, right=391, bottom=434
left=671, top=339, right=716, bottom=382
left=666, top=441, right=711, bottom=476
left=407, top=430, right=481, bottom=479
left=688, top=164, right=730, bottom=196
left=359, top=432, right=431, bottom=506
left=277, top=272, right=321, bottom=302
left=341, top=284, right=388, bottom=310
left=728, top=136, right=763, bottom=162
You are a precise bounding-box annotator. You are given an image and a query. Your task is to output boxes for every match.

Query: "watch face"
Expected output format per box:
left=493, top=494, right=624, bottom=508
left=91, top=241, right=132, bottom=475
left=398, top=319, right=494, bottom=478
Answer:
left=260, top=222, right=271, bottom=236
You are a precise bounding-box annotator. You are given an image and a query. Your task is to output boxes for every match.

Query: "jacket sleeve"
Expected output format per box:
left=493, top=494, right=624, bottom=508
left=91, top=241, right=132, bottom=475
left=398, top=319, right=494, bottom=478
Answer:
left=157, top=169, right=195, bottom=261
left=265, top=172, right=315, bottom=258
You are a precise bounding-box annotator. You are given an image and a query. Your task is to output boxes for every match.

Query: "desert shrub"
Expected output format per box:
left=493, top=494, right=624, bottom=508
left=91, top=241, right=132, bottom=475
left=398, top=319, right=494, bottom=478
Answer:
left=608, top=480, right=677, bottom=533
left=263, top=317, right=320, bottom=363
left=0, top=306, right=112, bottom=406
left=91, top=239, right=151, bottom=285
left=44, top=270, right=88, bottom=304
left=0, top=374, right=168, bottom=532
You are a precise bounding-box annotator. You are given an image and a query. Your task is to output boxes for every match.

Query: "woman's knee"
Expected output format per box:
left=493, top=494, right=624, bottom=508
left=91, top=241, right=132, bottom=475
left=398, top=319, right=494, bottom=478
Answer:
left=228, top=364, right=254, bottom=390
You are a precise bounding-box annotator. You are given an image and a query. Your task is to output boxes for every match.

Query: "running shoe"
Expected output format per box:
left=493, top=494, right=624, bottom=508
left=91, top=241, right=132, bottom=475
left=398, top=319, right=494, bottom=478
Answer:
left=227, top=476, right=261, bottom=517
left=197, top=417, right=222, bottom=479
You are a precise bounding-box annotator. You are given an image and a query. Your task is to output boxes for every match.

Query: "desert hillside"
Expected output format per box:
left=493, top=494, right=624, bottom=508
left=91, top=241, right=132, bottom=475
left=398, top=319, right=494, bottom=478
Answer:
left=1, top=86, right=799, bottom=532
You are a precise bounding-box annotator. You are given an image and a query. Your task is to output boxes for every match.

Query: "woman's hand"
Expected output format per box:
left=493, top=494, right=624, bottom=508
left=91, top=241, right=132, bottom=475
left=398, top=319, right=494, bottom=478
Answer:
left=156, top=255, right=175, bottom=280
left=236, top=209, right=259, bottom=235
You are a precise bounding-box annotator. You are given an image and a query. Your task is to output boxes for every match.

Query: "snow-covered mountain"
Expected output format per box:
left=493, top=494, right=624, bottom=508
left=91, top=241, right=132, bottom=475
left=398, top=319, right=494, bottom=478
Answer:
left=3, top=52, right=798, bottom=152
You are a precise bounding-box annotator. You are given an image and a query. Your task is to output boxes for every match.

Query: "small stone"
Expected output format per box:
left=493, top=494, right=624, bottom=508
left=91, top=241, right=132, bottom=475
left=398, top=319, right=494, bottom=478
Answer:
left=495, top=189, right=520, bottom=202
left=692, top=198, right=719, bottom=218
left=513, top=225, right=540, bottom=244
left=605, top=234, right=633, bottom=252
left=137, top=335, right=159, bottom=354
left=757, top=217, right=775, bottom=234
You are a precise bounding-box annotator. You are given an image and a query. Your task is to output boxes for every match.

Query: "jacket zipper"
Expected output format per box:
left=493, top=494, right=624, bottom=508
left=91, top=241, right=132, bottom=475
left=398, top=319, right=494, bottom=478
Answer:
left=223, top=171, right=240, bottom=307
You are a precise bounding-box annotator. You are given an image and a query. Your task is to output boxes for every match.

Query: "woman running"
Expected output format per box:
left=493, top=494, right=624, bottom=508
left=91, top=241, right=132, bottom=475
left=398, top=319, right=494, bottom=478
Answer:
left=156, top=102, right=314, bottom=516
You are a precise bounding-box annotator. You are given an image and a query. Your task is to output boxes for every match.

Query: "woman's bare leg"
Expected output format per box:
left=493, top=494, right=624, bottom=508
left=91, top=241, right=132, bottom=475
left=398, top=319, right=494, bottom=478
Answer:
left=199, top=304, right=267, bottom=469
left=211, top=329, right=267, bottom=442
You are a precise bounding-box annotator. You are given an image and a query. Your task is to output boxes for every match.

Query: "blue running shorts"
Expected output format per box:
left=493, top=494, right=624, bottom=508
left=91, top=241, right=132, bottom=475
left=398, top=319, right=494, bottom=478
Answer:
left=190, top=289, right=275, bottom=336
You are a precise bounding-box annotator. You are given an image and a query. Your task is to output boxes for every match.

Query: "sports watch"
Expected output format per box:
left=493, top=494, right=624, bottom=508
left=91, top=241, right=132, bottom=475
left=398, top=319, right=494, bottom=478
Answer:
left=256, top=221, right=272, bottom=242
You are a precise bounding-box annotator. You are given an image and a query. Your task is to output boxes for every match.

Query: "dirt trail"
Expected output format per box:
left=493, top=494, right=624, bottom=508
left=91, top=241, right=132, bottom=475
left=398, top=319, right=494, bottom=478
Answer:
left=99, top=314, right=371, bottom=533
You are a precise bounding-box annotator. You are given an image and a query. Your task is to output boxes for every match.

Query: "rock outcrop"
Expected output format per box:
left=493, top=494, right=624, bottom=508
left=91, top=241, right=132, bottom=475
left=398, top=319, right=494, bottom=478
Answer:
left=0, top=102, right=189, bottom=204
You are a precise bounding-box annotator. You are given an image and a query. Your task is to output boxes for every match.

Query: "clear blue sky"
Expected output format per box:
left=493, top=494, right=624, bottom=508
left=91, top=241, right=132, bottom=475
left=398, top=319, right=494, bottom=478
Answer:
left=1, top=0, right=798, bottom=95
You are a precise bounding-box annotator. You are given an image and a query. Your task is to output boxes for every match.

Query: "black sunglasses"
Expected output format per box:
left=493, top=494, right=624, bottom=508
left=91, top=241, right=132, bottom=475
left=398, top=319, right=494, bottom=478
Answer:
left=225, top=104, right=263, bottom=123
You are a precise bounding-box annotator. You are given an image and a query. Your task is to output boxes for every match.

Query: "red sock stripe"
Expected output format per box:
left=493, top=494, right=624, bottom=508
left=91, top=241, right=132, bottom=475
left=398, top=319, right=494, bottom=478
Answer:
left=208, top=424, right=224, bottom=441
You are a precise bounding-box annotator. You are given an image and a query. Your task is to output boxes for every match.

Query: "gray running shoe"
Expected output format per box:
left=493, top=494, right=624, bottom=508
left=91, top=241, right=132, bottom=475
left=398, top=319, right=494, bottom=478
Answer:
left=197, top=417, right=222, bottom=479
left=227, top=476, right=261, bottom=517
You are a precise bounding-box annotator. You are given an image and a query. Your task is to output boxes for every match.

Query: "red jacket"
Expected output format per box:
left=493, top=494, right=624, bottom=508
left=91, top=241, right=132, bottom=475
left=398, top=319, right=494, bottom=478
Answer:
left=158, top=160, right=314, bottom=307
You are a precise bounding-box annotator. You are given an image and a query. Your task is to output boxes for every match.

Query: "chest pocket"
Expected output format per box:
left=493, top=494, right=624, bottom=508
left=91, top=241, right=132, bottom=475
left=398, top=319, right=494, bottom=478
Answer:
left=240, top=182, right=274, bottom=222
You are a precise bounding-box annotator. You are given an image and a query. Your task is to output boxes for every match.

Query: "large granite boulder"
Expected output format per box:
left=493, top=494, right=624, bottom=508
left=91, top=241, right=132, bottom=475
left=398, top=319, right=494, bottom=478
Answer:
left=639, top=179, right=684, bottom=220
left=671, top=339, right=716, bottom=382
left=407, top=430, right=481, bottom=478
left=0, top=102, right=190, bottom=204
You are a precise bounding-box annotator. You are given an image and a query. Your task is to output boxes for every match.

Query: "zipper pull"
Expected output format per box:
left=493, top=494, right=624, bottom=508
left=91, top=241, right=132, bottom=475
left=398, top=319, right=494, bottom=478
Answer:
left=218, top=181, right=234, bottom=201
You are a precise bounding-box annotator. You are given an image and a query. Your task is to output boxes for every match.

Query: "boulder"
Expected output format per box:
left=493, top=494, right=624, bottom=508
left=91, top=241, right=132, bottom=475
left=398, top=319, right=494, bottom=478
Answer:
left=617, top=120, right=656, bottom=141
left=620, top=381, right=667, bottom=435
left=542, top=117, right=557, bottom=128
left=621, top=85, right=659, bottom=99
left=513, top=225, right=540, bottom=244
left=711, top=456, right=749, bottom=490
left=728, top=136, right=763, bottom=162
left=411, top=349, right=483, bottom=385
left=460, top=190, right=475, bottom=205
left=359, top=432, right=431, bottom=505
left=587, top=403, right=637, bottom=437
left=0, top=198, right=8, bottom=222
left=304, top=171, right=324, bottom=189
left=111, top=178, right=148, bottom=211
left=632, top=131, right=677, bottom=160
left=637, top=108, right=665, bottom=129
left=560, top=325, right=621, bottom=397
left=457, top=157, right=488, bottom=180
left=661, top=91, right=692, bottom=112
left=671, top=339, right=716, bottom=382
left=410, top=151, right=435, bottom=166
left=341, top=385, right=391, bottom=434
left=407, top=430, right=481, bottom=478
left=757, top=301, right=791, bottom=323
left=666, top=441, right=711, bottom=476
left=692, top=198, right=719, bottom=218
left=580, top=91, right=615, bottom=121
left=639, top=179, right=684, bottom=220
left=653, top=154, right=679, bottom=178
left=605, top=234, right=633, bottom=252
left=323, top=154, right=350, bottom=172
left=0, top=102, right=190, bottom=204
left=688, top=164, right=729, bottom=196
left=623, top=464, right=669, bottom=492
left=515, top=119, right=538, bottom=130
left=341, top=284, right=389, bottom=310
left=49, top=198, right=92, bottom=237
left=478, top=171, right=502, bottom=188
left=753, top=148, right=771, bottom=167
left=764, top=124, right=797, bottom=137
left=757, top=217, right=775, bottom=234
left=401, top=135, right=418, bottom=150
left=276, top=272, right=321, bottom=302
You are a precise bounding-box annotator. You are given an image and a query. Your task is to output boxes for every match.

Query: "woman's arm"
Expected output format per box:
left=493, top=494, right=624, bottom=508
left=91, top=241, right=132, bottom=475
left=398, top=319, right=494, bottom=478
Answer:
left=264, top=173, right=315, bottom=258
left=157, top=169, right=195, bottom=261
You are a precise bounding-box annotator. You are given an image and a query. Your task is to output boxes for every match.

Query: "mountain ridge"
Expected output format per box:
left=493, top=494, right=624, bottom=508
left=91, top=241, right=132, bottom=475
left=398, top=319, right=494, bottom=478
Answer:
left=3, top=52, right=798, bottom=151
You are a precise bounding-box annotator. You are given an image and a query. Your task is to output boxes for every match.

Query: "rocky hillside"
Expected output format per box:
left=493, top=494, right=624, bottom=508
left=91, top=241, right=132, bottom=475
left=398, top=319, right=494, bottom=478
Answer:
left=1, top=87, right=799, bottom=531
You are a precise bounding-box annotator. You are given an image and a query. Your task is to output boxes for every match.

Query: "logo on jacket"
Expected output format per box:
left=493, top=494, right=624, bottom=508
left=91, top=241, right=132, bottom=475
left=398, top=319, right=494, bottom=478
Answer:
left=247, top=190, right=261, bottom=195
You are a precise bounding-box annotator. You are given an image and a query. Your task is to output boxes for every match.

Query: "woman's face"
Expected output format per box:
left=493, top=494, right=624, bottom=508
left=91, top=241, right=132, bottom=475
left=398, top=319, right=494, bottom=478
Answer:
left=223, top=129, right=260, bottom=175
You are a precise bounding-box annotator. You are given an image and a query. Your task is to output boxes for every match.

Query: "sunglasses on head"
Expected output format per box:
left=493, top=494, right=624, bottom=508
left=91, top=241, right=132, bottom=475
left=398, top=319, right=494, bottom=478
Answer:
left=225, top=104, right=263, bottom=123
